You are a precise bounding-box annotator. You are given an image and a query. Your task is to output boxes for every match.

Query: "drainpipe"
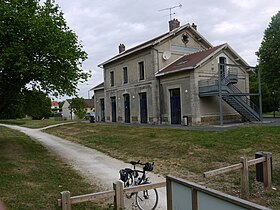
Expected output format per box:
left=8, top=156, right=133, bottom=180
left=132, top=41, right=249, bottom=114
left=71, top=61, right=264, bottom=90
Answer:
left=153, top=47, right=162, bottom=124
left=158, top=77, right=163, bottom=124
left=257, top=67, right=263, bottom=121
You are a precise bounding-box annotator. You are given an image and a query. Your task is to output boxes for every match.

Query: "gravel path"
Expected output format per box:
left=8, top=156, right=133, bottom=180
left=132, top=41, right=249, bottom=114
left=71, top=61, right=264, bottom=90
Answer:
left=0, top=123, right=167, bottom=209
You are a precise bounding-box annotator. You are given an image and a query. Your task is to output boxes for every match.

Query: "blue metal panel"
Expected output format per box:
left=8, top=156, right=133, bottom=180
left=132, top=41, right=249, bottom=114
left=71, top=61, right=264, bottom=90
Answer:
left=172, top=182, right=192, bottom=210
left=198, top=191, right=247, bottom=210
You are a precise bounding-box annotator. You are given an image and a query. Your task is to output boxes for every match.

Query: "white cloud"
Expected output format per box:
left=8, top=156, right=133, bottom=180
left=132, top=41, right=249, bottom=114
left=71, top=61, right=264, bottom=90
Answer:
left=53, top=0, right=280, bottom=99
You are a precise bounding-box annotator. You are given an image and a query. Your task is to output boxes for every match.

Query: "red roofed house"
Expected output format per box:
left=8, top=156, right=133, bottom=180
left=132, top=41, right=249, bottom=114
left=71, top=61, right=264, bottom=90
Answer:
left=94, top=19, right=261, bottom=125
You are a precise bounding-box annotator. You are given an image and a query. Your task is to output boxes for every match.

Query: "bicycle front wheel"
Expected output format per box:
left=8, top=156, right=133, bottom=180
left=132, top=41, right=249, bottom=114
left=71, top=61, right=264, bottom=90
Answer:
left=136, top=188, right=158, bottom=210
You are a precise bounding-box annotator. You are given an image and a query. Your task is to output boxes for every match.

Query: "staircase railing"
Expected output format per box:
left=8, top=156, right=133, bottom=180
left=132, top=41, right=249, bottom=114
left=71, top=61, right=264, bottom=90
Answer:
left=198, top=69, right=238, bottom=88
left=198, top=73, right=218, bottom=87
left=227, top=83, right=260, bottom=117
left=198, top=70, right=261, bottom=121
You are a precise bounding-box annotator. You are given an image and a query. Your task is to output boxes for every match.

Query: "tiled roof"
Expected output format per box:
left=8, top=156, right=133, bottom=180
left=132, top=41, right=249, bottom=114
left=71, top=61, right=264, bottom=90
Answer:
left=65, top=99, right=94, bottom=108
left=84, top=99, right=94, bottom=108
left=99, top=23, right=212, bottom=67
left=51, top=101, right=59, bottom=107
left=156, top=44, right=225, bottom=77
left=91, top=82, right=104, bottom=91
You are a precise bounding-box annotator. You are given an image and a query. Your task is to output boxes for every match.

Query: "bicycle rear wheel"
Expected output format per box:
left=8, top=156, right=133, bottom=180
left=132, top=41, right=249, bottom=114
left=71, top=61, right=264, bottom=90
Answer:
left=136, top=188, right=158, bottom=210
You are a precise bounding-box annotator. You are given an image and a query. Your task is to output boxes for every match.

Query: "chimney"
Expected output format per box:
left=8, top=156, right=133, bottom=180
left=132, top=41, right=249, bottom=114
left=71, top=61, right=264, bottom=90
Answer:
left=169, top=19, right=180, bottom=31
left=118, top=43, right=125, bottom=53
left=192, top=23, right=197, bottom=30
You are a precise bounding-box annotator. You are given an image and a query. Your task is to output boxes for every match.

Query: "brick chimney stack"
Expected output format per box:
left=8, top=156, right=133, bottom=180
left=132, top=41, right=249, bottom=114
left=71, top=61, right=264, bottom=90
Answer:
left=192, top=23, right=197, bottom=30
left=119, top=43, right=125, bottom=53
left=169, top=19, right=180, bottom=31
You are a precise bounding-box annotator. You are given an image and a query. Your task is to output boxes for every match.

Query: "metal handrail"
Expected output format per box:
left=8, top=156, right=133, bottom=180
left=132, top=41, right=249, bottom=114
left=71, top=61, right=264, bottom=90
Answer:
left=198, top=70, right=260, bottom=119
left=198, top=69, right=238, bottom=87
left=227, top=83, right=260, bottom=115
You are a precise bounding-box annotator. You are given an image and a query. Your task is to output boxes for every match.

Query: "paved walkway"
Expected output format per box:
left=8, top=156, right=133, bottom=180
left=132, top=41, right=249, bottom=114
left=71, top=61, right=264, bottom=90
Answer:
left=0, top=123, right=166, bottom=209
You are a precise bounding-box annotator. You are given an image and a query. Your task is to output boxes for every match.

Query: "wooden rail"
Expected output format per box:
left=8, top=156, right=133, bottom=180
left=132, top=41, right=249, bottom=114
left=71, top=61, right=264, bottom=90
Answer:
left=203, top=152, right=272, bottom=200
left=204, top=157, right=266, bottom=177
left=58, top=181, right=166, bottom=210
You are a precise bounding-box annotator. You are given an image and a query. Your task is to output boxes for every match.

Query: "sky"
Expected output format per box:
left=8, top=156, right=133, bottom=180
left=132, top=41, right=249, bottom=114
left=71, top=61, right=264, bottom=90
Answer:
left=54, top=0, right=279, bottom=101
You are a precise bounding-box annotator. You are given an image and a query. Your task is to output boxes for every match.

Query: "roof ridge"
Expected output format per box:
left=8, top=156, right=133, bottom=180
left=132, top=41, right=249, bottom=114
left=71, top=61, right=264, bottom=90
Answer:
left=99, top=23, right=213, bottom=67
left=187, top=43, right=226, bottom=56
left=157, top=54, right=187, bottom=73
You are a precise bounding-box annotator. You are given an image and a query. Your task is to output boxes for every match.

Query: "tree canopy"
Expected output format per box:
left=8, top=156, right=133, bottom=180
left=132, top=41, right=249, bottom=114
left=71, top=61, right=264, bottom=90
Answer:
left=257, top=11, right=280, bottom=106
left=0, top=0, right=89, bottom=115
left=71, top=97, right=86, bottom=119
left=24, top=90, right=52, bottom=120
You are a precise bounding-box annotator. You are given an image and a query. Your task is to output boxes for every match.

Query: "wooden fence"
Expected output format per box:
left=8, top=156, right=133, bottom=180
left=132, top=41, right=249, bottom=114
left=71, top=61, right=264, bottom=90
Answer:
left=166, top=175, right=271, bottom=210
left=58, top=181, right=166, bottom=210
left=204, top=152, right=272, bottom=200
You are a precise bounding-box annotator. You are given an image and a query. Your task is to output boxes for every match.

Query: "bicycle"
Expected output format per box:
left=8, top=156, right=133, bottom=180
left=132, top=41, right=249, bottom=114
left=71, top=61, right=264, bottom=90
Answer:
left=119, top=160, right=159, bottom=210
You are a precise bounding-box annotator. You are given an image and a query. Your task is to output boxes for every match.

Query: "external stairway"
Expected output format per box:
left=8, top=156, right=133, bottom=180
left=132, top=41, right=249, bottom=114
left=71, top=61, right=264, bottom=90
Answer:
left=198, top=71, right=261, bottom=122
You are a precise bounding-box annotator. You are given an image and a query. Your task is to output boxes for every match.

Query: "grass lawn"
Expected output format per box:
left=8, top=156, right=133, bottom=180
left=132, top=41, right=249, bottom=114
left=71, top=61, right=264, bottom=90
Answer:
left=45, top=123, right=280, bottom=209
left=0, top=117, right=74, bottom=128
left=263, top=111, right=280, bottom=117
left=0, top=126, right=112, bottom=210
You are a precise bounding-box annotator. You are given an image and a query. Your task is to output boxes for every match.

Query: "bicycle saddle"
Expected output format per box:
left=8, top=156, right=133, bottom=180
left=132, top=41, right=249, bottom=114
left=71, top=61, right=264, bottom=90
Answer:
left=130, top=160, right=140, bottom=165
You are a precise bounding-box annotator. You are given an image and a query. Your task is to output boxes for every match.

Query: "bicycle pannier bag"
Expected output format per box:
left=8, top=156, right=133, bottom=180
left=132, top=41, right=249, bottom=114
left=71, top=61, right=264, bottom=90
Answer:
left=119, top=169, right=128, bottom=182
left=143, top=163, right=153, bottom=171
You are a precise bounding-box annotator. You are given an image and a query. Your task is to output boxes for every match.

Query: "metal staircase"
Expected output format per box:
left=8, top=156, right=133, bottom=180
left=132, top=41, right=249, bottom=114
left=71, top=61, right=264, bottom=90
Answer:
left=199, top=71, right=261, bottom=122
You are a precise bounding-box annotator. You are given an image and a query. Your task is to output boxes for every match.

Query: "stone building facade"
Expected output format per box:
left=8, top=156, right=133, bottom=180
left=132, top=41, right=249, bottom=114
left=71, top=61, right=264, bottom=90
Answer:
left=94, top=19, right=252, bottom=125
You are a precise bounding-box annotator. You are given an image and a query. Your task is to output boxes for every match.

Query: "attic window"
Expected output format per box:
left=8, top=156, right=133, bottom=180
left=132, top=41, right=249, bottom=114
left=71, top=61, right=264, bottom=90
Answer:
left=182, top=33, right=189, bottom=45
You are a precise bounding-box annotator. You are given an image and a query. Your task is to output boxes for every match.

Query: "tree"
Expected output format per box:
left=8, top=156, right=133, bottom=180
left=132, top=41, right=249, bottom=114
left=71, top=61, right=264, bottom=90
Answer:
left=0, top=94, right=26, bottom=119
left=0, top=0, right=89, bottom=116
left=257, top=11, right=280, bottom=110
left=24, top=90, right=52, bottom=120
left=71, top=98, right=86, bottom=119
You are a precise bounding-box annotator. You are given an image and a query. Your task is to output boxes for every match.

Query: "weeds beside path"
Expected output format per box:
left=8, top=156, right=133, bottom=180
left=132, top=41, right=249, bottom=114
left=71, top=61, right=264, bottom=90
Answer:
left=0, top=124, right=167, bottom=209
left=45, top=123, right=280, bottom=209
left=0, top=117, right=74, bottom=128
left=0, top=126, right=106, bottom=210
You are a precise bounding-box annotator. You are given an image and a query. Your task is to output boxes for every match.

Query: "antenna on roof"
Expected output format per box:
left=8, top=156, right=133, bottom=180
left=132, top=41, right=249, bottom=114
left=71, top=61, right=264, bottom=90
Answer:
left=158, top=4, right=182, bottom=21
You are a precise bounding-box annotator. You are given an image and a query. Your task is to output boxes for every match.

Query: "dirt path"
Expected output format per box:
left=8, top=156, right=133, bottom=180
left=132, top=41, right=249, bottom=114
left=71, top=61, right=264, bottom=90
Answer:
left=0, top=123, right=167, bottom=209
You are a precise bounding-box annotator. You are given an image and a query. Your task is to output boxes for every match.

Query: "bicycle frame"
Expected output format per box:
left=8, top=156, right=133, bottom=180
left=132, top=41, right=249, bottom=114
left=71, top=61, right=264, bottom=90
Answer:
left=120, top=160, right=158, bottom=210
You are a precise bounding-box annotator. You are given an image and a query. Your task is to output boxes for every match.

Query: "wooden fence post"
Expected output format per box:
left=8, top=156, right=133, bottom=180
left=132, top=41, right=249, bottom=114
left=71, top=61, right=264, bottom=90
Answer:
left=61, top=191, right=71, bottom=210
left=263, top=152, right=272, bottom=189
left=166, top=176, right=172, bottom=210
left=113, top=181, right=124, bottom=210
left=192, top=188, right=198, bottom=210
left=240, top=157, right=249, bottom=200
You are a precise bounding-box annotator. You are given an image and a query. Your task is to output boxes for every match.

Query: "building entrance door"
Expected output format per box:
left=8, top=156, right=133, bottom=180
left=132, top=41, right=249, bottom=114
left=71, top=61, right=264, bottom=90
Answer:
left=100, top=98, right=105, bottom=122
left=111, top=97, right=116, bottom=122
left=170, top=88, right=181, bottom=124
left=124, top=94, right=130, bottom=123
left=139, top=93, right=147, bottom=123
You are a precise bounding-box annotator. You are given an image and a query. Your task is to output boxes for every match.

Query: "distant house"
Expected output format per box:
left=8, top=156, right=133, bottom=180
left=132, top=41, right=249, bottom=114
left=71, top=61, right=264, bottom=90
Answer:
left=51, top=101, right=60, bottom=113
left=51, top=101, right=59, bottom=109
left=62, top=99, right=95, bottom=120
left=94, top=19, right=261, bottom=125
